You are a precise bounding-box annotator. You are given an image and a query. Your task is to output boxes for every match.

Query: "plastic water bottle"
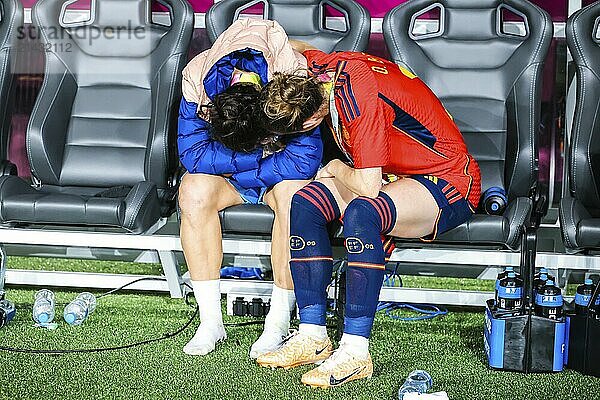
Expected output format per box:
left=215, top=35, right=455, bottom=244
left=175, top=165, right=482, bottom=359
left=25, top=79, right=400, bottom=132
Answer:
left=535, top=280, right=563, bottom=320
left=482, top=187, right=507, bottom=215
left=64, top=292, right=97, bottom=326
left=497, top=272, right=523, bottom=312
left=535, top=268, right=555, bottom=284
left=533, top=273, right=548, bottom=297
left=33, top=289, right=55, bottom=324
left=575, top=279, right=598, bottom=316
left=398, top=370, right=433, bottom=399
left=495, top=267, right=514, bottom=304
left=495, top=267, right=514, bottom=289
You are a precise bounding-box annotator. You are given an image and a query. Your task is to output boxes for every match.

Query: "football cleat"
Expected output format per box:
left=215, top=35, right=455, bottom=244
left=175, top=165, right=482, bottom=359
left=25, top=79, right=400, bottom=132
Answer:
left=256, top=331, right=333, bottom=369
left=301, top=347, right=373, bottom=388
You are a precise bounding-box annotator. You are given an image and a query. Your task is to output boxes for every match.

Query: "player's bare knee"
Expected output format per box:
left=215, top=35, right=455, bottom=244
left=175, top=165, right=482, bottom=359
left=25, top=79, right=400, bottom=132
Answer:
left=178, top=174, right=219, bottom=215
left=263, top=190, right=277, bottom=210
left=270, top=181, right=308, bottom=215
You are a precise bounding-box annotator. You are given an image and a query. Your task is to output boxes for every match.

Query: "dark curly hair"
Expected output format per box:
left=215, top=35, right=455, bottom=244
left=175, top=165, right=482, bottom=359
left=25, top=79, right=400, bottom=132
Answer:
left=201, top=83, right=270, bottom=152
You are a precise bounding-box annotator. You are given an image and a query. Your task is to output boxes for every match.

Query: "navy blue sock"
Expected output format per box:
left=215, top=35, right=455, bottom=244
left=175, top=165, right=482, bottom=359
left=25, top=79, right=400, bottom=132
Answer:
left=342, top=192, right=397, bottom=338
left=290, top=182, right=341, bottom=327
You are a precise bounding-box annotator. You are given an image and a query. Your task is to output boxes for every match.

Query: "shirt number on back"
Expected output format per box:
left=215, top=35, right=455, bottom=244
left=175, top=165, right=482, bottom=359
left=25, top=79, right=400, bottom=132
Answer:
left=371, top=66, right=388, bottom=74
left=368, top=57, right=389, bottom=75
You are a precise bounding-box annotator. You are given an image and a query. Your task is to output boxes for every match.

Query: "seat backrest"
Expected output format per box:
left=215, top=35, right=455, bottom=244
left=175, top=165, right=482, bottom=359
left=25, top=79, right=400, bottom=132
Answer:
left=0, top=0, right=22, bottom=161
left=566, top=1, right=600, bottom=214
left=383, top=0, right=552, bottom=200
left=28, top=0, right=193, bottom=189
left=206, top=0, right=370, bottom=52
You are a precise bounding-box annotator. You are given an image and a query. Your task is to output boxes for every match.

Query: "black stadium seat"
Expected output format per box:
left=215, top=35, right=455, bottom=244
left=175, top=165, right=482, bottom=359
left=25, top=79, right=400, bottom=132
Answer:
left=383, top=0, right=552, bottom=249
left=206, top=0, right=371, bottom=52
left=0, top=0, right=22, bottom=175
left=206, top=0, right=371, bottom=235
left=560, top=1, right=600, bottom=252
left=0, top=0, right=193, bottom=234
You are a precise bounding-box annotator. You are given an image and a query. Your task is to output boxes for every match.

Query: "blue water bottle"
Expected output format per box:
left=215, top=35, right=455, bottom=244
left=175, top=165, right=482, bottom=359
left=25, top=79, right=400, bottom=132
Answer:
left=535, top=268, right=556, bottom=284
left=482, top=187, right=507, bottom=215
left=497, top=272, right=523, bottom=312
left=575, top=279, right=597, bottom=316
left=535, top=280, right=563, bottom=320
left=495, top=267, right=514, bottom=305
left=533, top=273, right=548, bottom=297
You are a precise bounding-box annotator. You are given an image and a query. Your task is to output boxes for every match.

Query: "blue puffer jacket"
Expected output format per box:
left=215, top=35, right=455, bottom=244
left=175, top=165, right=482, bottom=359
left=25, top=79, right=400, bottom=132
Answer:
left=177, top=48, right=323, bottom=190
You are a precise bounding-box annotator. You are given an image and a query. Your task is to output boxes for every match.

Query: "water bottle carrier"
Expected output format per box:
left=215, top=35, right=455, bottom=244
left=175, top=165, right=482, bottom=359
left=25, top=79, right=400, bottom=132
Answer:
left=565, top=281, right=600, bottom=377
left=484, top=300, right=566, bottom=373
left=484, top=223, right=567, bottom=373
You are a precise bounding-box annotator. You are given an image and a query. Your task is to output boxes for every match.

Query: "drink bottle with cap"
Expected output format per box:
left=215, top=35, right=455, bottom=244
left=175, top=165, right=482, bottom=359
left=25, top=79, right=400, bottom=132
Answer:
left=497, top=272, right=523, bottom=312
left=64, top=292, right=97, bottom=326
left=535, top=280, right=563, bottom=320
left=495, top=267, right=515, bottom=305
left=575, top=279, right=598, bottom=316
left=533, top=273, right=548, bottom=297
left=33, top=289, right=55, bottom=324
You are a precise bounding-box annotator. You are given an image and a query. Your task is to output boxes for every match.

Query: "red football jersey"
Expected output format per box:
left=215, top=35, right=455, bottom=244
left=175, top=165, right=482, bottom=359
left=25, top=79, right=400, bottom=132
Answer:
left=305, top=50, right=481, bottom=208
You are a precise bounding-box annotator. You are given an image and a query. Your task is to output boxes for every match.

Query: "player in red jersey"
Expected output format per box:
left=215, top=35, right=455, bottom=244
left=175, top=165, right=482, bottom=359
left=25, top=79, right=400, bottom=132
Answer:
left=255, top=44, right=481, bottom=388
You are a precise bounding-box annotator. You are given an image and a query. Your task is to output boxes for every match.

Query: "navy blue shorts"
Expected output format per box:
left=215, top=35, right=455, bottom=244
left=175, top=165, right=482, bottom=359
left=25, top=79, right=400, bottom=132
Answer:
left=409, top=175, right=474, bottom=241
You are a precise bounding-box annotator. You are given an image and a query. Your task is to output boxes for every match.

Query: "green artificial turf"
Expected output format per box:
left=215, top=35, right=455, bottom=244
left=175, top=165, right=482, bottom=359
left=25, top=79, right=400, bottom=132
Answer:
left=7, top=256, right=165, bottom=276
left=0, top=259, right=599, bottom=400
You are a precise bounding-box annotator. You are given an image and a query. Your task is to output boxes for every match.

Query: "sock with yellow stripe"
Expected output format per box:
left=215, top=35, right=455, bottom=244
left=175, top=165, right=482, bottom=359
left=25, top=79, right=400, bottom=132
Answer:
left=290, top=182, right=341, bottom=327
left=342, top=193, right=397, bottom=338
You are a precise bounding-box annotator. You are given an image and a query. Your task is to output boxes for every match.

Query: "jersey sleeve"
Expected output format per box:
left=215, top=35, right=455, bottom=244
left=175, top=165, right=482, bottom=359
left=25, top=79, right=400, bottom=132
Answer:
left=337, top=62, right=390, bottom=169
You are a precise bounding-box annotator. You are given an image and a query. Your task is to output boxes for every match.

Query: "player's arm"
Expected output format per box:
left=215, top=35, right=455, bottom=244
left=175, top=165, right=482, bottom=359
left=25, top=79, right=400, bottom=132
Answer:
left=231, top=127, right=323, bottom=189
left=177, top=98, right=262, bottom=175
left=319, top=61, right=388, bottom=198
left=318, top=159, right=382, bottom=198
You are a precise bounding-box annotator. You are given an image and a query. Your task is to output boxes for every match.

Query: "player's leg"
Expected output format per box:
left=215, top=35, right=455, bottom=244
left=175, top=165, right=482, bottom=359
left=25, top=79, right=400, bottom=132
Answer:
left=293, top=178, right=356, bottom=338
left=301, top=178, right=439, bottom=388
left=343, top=178, right=437, bottom=342
left=250, top=179, right=311, bottom=359
left=178, top=173, right=244, bottom=355
left=257, top=177, right=357, bottom=368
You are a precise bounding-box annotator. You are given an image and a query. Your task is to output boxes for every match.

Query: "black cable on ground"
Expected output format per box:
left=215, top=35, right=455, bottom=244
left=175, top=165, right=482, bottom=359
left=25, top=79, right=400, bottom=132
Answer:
left=0, top=277, right=195, bottom=354
left=0, top=307, right=198, bottom=355
left=0, top=276, right=263, bottom=354
left=96, top=276, right=170, bottom=299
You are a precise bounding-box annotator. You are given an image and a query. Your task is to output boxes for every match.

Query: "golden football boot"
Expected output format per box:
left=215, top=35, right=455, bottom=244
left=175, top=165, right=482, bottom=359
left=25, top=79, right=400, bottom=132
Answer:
left=301, top=347, right=373, bottom=388
left=256, top=331, right=333, bottom=369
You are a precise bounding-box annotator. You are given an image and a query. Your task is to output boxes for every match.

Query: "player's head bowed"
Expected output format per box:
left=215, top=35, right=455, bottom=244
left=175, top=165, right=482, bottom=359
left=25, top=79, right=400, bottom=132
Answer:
left=201, top=83, right=269, bottom=152
left=259, top=72, right=328, bottom=135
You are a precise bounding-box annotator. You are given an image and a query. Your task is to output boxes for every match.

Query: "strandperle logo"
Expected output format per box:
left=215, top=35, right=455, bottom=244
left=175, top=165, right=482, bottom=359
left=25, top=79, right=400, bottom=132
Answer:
left=17, top=22, right=148, bottom=47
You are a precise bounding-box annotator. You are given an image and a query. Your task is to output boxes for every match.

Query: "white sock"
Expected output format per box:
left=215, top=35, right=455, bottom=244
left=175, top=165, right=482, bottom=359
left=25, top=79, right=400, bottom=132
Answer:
left=264, top=285, right=295, bottom=332
left=299, top=323, right=328, bottom=340
left=340, top=333, right=369, bottom=359
left=183, top=279, right=226, bottom=356
left=249, top=285, right=295, bottom=359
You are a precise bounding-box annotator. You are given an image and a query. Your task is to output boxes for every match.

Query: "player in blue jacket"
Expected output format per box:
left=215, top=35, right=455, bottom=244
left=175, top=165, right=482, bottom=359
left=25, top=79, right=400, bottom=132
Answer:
left=177, top=20, right=323, bottom=357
